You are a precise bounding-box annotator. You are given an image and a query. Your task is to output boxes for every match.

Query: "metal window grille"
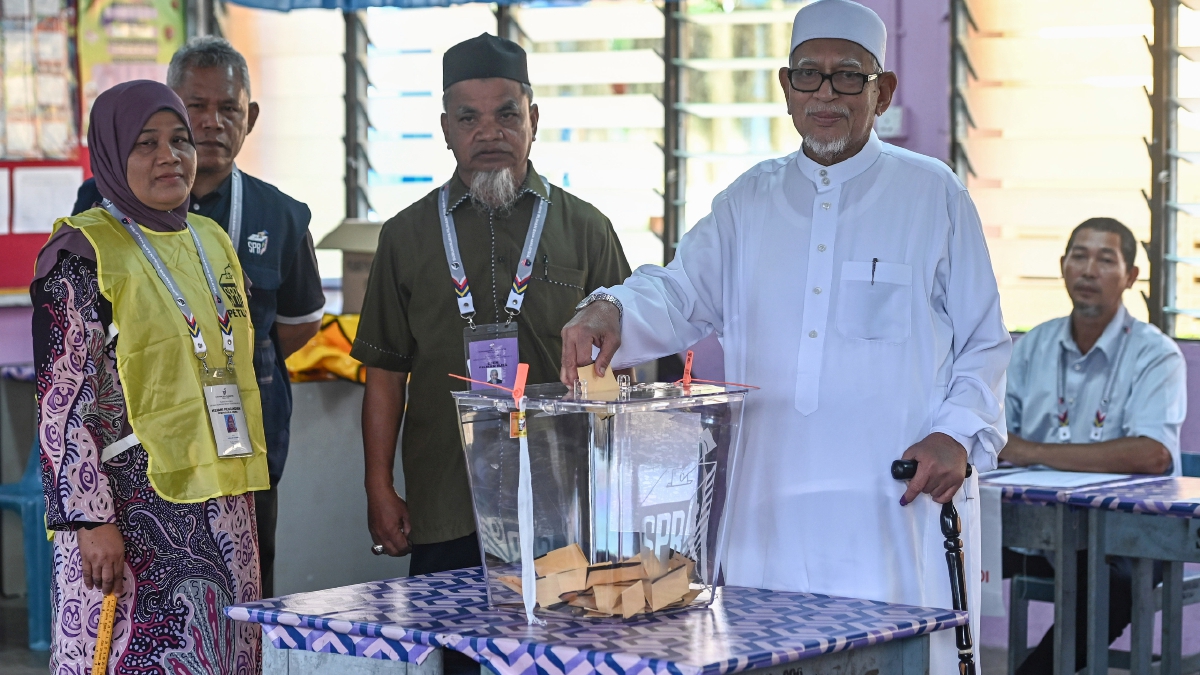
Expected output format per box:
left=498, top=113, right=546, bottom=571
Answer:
left=949, top=0, right=976, bottom=182
left=1151, top=0, right=1198, bottom=334
left=344, top=10, right=373, bottom=221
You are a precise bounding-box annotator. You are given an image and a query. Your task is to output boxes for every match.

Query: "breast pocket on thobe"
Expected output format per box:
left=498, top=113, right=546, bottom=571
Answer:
left=835, top=260, right=912, bottom=343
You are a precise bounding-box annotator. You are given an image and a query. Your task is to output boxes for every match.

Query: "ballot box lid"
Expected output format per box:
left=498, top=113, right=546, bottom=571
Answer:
left=451, top=381, right=749, bottom=415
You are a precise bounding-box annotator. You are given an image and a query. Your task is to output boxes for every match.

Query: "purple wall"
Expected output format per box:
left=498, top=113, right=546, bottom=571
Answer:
left=1176, top=340, right=1200, bottom=456
left=0, top=306, right=33, bottom=367
left=858, top=0, right=952, bottom=163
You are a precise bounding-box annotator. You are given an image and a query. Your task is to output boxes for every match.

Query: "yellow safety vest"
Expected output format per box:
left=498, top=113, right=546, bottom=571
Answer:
left=55, top=208, right=269, bottom=503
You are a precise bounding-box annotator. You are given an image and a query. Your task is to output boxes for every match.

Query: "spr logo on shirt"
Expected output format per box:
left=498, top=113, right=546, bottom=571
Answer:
left=247, top=231, right=269, bottom=255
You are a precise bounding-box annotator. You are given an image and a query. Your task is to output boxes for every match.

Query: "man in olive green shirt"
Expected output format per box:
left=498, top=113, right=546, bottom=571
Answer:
left=352, top=33, right=631, bottom=575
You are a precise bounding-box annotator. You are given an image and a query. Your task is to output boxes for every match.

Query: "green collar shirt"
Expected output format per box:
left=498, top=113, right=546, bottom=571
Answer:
left=351, top=164, right=632, bottom=544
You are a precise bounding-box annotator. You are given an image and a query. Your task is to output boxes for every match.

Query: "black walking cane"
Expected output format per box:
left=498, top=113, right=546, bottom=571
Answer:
left=891, top=459, right=977, bottom=675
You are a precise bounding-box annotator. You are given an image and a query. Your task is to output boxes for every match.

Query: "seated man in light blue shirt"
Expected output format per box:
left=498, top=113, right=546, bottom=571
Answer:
left=1001, top=217, right=1186, bottom=675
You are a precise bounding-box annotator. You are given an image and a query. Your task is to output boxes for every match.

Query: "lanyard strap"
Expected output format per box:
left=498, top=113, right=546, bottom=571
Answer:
left=103, top=200, right=236, bottom=365
left=437, top=182, right=549, bottom=326
left=228, top=165, right=244, bottom=253
left=1055, top=312, right=1134, bottom=436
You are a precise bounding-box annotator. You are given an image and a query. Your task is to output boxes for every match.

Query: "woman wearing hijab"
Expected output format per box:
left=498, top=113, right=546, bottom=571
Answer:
left=31, top=80, right=267, bottom=673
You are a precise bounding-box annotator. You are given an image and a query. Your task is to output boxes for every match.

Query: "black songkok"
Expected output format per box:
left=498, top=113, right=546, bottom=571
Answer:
left=442, top=33, right=530, bottom=91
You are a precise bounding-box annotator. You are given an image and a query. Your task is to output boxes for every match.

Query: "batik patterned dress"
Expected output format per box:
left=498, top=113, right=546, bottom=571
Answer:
left=33, top=250, right=262, bottom=675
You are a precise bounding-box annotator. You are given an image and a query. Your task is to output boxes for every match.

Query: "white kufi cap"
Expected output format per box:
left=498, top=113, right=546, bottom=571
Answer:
left=790, top=0, right=887, bottom=70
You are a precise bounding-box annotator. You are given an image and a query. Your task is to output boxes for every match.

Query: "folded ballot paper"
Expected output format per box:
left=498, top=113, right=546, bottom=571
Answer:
left=497, top=543, right=702, bottom=619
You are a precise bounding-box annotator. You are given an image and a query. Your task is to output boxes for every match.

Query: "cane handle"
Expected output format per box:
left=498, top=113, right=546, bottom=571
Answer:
left=890, top=459, right=973, bottom=481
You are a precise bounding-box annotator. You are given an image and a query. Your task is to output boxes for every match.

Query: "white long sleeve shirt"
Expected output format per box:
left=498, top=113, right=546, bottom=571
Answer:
left=604, top=131, right=1011, bottom=669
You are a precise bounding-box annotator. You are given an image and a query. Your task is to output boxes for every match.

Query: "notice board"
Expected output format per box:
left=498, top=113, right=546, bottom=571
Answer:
left=0, top=0, right=183, bottom=291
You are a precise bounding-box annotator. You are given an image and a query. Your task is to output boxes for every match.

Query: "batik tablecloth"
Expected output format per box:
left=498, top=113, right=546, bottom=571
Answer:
left=989, top=475, right=1200, bottom=518
left=225, top=568, right=966, bottom=675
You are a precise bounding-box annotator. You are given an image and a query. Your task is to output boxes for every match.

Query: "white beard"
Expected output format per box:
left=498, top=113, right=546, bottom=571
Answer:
left=470, top=167, right=520, bottom=213
left=802, top=102, right=854, bottom=162
left=803, top=134, right=850, bottom=162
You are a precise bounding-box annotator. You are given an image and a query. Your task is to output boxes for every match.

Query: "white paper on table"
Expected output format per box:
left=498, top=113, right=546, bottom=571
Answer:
left=12, top=166, right=82, bottom=234
left=979, top=484, right=1005, bottom=617
left=0, top=169, right=10, bottom=235
left=982, top=469, right=1130, bottom=489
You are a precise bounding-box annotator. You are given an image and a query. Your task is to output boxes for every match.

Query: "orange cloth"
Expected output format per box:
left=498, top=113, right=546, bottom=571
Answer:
left=285, top=314, right=366, bottom=384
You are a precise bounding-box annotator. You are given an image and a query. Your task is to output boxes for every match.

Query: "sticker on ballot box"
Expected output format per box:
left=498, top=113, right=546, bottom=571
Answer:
left=509, top=411, right=527, bottom=438
left=201, top=369, right=254, bottom=458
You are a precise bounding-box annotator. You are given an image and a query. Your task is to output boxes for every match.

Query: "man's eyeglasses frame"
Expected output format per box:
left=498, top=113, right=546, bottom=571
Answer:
left=786, top=69, right=882, bottom=96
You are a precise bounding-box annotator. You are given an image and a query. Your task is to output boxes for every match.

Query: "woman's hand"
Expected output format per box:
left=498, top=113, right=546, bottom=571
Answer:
left=78, top=524, right=126, bottom=596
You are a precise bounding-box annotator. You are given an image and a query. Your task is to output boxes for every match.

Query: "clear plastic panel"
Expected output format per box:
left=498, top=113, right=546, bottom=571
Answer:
left=455, top=382, right=747, bottom=620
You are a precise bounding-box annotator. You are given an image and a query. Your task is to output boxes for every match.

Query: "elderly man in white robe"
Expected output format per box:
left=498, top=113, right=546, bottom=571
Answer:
left=561, top=0, right=1010, bottom=668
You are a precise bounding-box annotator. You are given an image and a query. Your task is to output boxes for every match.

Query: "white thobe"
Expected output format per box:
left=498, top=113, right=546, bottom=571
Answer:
left=604, top=131, right=1010, bottom=670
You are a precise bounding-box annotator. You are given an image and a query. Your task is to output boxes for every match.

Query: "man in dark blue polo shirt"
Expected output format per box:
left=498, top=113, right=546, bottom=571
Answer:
left=72, top=37, right=325, bottom=598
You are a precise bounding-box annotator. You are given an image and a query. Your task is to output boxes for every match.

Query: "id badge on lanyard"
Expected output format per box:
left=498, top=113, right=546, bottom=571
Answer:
left=438, top=183, right=548, bottom=391
left=201, top=367, right=253, bottom=458
left=1055, top=315, right=1133, bottom=444
left=105, top=200, right=253, bottom=459
left=464, top=323, right=520, bottom=391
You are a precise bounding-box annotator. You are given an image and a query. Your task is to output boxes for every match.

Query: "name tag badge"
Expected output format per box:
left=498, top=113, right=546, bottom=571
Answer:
left=201, top=369, right=253, bottom=458
left=1057, top=426, right=1071, bottom=442
left=464, top=323, right=519, bottom=391
left=1089, top=426, right=1104, bottom=441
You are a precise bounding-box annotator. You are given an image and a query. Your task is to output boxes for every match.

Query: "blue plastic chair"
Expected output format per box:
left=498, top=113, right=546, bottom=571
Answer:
left=1183, top=452, right=1200, bottom=477
left=0, top=440, right=52, bottom=651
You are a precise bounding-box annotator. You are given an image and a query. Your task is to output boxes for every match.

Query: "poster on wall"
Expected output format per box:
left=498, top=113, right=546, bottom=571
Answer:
left=13, top=165, right=82, bottom=233
left=0, top=0, right=79, bottom=159
left=77, top=0, right=184, bottom=136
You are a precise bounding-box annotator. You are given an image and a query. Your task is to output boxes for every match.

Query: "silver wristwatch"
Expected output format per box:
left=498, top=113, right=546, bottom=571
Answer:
left=575, top=292, right=623, bottom=321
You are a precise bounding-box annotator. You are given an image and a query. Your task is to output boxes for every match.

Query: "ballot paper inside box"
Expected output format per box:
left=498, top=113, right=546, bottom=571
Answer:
left=452, top=381, right=748, bottom=619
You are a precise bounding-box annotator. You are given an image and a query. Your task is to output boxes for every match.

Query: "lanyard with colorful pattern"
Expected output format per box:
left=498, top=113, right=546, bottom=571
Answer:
left=103, top=200, right=235, bottom=368
left=227, top=165, right=244, bottom=253
left=1055, top=313, right=1134, bottom=442
left=437, top=182, right=549, bottom=327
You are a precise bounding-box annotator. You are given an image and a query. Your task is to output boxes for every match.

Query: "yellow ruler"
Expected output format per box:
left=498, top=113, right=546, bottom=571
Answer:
left=92, top=593, right=117, bottom=674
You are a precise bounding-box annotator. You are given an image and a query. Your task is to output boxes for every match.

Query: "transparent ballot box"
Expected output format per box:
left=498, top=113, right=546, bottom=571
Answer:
left=452, top=380, right=748, bottom=619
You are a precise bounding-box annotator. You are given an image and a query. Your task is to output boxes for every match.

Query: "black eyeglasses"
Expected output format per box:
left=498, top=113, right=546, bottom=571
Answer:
left=787, top=68, right=880, bottom=95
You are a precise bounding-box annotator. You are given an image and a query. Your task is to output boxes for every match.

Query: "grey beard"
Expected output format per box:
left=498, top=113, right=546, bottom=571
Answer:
left=803, top=134, right=850, bottom=161
left=470, top=168, right=520, bottom=214
left=1072, top=301, right=1104, bottom=318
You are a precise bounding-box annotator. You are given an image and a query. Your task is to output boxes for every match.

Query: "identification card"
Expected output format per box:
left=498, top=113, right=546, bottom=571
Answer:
left=464, top=323, right=519, bottom=391
left=201, top=369, right=253, bottom=458
left=1057, top=426, right=1071, bottom=442
left=1089, top=426, right=1103, bottom=441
